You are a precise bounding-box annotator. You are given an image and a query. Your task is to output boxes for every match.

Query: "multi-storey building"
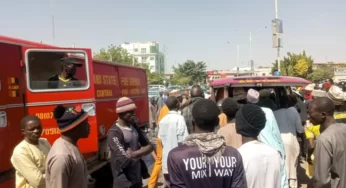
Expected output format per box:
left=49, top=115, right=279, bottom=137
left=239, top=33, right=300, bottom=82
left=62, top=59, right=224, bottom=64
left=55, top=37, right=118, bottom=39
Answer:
left=121, top=42, right=165, bottom=73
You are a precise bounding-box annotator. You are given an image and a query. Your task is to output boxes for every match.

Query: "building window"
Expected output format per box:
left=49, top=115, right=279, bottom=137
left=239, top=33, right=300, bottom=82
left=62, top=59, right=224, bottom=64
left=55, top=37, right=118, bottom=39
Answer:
left=150, top=46, right=158, bottom=53
left=150, top=56, right=155, bottom=60
left=142, top=57, right=147, bottom=63
left=141, top=48, right=146, bottom=54
left=134, top=48, right=138, bottom=52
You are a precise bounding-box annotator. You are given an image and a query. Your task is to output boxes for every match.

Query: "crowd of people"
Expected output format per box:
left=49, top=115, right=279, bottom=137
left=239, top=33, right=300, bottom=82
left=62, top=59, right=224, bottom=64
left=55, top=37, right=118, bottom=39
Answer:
left=9, top=81, right=346, bottom=188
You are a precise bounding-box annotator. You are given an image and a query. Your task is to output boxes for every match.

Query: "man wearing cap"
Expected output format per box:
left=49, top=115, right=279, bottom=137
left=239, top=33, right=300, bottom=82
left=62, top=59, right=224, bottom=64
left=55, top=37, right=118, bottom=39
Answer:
left=47, top=57, right=83, bottom=89
left=166, top=99, right=246, bottom=188
left=107, top=97, right=153, bottom=188
left=326, top=85, right=346, bottom=123
left=45, top=104, right=90, bottom=188
left=236, top=104, right=282, bottom=188
left=247, top=89, right=288, bottom=188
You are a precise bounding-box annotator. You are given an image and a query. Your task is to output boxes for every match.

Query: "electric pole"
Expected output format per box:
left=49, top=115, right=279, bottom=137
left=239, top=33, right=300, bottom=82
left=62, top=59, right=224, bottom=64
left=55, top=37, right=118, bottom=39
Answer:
left=236, top=44, right=240, bottom=76
left=275, top=0, right=280, bottom=73
left=50, top=0, right=55, bottom=43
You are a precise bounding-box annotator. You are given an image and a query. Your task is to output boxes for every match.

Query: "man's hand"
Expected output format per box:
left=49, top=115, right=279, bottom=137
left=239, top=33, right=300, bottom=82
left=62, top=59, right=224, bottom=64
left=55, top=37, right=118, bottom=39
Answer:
left=307, top=157, right=313, bottom=165
left=127, top=150, right=139, bottom=158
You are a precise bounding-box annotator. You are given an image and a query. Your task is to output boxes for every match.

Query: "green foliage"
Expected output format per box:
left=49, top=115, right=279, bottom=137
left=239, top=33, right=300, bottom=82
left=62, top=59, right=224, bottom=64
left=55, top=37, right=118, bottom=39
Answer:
left=271, top=51, right=314, bottom=78
left=171, top=73, right=192, bottom=85
left=93, top=44, right=135, bottom=65
left=148, top=72, right=165, bottom=84
left=93, top=45, right=165, bottom=84
left=307, top=65, right=334, bottom=82
left=172, top=60, right=207, bottom=85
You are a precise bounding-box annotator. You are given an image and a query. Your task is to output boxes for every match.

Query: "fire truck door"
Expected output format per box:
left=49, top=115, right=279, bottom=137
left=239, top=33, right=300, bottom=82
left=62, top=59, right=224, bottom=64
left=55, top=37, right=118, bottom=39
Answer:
left=21, top=47, right=98, bottom=153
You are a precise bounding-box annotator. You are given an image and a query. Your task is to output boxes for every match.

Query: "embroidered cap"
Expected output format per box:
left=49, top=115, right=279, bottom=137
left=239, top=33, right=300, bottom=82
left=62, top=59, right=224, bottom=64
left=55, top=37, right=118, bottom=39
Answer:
left=327, top=85, right=344, bottom=105
left=169, top=89, right=182, bottom=97
left=53, top=105, right=88, bottom=133
left=247, top=89, right=260, bottom=104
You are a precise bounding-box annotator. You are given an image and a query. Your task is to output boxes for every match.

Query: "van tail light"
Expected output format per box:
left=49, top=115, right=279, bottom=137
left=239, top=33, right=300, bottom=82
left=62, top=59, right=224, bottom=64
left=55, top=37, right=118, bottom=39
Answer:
left=0, top=111, right=7, bottom=127
left=82, top=103, right=96, bottom=116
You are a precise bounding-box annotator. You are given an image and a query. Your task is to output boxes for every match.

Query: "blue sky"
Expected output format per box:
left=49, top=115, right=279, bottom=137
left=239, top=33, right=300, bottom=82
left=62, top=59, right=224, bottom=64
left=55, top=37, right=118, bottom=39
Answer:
left=1, top=0, right=346, bottom=71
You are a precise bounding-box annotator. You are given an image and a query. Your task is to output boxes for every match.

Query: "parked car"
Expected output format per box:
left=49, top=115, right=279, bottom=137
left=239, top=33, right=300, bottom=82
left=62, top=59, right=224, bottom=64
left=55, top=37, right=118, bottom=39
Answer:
left=211, top=76, right=311, bottom=105
left=148, top=87, right=161, bottom=99
left=149, top=84, right=165, bottom=91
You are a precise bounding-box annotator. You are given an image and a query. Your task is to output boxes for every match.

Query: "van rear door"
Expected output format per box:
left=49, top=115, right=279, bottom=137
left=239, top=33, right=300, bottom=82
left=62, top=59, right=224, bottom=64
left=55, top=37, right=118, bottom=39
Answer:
left=21, top=47, right=98, bottom=153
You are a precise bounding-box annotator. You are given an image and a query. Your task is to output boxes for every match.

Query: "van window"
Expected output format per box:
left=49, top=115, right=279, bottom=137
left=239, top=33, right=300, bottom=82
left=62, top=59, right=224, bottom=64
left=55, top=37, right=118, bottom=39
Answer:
left=26, top=50, right=89, bottom=92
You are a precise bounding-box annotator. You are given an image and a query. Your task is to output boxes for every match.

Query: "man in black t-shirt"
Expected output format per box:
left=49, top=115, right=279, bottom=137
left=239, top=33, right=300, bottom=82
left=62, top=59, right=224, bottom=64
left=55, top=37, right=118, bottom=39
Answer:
left=167, top=99, right=246, bottom=188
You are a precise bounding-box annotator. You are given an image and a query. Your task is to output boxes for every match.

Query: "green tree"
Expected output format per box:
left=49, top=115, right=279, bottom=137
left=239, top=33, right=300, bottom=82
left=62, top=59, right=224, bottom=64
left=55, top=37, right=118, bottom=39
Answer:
left=148, top=72, right=165, bottom=84
left=171, top=73, right=192, bottom=85
left=172, top=60, right=207, bottom=85
left=93, top=45, right=135, bottom=65
left=93, top=45, right=165, bottom=84
left=271, top=51, right=314, bottom=78
left=307, top=65, right=334, bottom=82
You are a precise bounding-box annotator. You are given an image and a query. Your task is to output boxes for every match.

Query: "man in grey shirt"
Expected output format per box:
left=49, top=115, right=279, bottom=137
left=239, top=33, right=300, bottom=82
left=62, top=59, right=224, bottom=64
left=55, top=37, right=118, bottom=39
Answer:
left=308, top=97, right=346, bottom=188
left=46, top=105, right=90, bottom=188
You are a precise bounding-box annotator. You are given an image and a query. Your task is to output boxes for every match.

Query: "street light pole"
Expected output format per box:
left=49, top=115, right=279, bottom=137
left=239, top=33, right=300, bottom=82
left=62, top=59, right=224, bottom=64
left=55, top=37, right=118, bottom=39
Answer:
left=50, top=0, right=55, bottom=42
left=275, top=0, right=280, bottom=73
left=236, top=44, right=240, bottom=76
left=249, top=32, right=252, bottom=60
left=249, top=32, right=254, bottom=75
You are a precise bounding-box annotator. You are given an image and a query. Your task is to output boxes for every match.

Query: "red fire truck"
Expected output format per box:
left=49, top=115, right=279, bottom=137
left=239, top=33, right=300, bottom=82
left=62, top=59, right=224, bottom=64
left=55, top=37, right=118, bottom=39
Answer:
left=0, top=36, right=149, bottom=187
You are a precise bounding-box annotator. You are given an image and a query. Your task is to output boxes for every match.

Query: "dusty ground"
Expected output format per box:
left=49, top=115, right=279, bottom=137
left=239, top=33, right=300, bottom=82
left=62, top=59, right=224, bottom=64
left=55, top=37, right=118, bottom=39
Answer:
left=298, top=159, right=313, bottom=188
left=96, top=134, right=312, bottom=188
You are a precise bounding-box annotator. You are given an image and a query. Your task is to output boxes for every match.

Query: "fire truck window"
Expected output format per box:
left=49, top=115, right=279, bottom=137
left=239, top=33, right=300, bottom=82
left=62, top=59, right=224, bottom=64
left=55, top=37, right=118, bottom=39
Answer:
left=26, top=51, right=89, bottom=91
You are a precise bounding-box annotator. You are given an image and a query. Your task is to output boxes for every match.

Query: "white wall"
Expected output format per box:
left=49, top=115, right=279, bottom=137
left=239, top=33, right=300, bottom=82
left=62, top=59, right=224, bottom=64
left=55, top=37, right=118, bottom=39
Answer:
left=254, top=68, right=272, bottom=76
left=121, top=42, right=165, bottom=73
